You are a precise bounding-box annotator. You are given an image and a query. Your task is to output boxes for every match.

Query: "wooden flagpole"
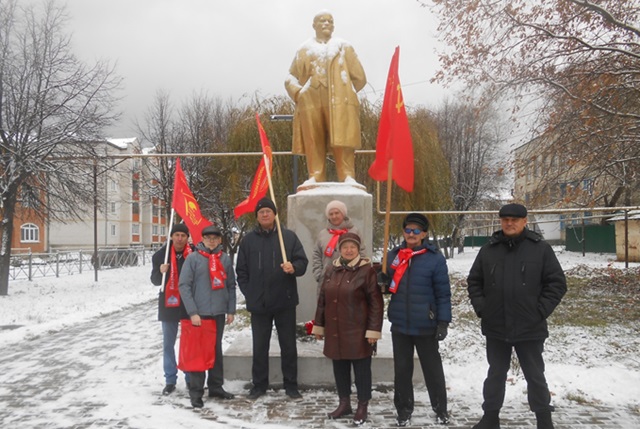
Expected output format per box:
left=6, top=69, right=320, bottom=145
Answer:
left=160, top=208, right=176, bottom=292
left=263, top=153, right=288, bottom=263
left=381, top=160, right=394, bottom=274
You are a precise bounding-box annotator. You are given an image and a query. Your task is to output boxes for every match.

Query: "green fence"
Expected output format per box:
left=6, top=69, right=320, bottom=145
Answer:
left=463, top=236, right=491, bottom=247
left=565, top=224, right=616, bottom=253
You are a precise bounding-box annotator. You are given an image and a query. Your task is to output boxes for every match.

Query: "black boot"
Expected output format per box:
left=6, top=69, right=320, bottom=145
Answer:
left=353, top=400, right=368, bottom=426
left=536, top=411, right=554, bottom=429
left=472, top=410, right=500, bottom=429
left=328, top=396, right=352, bottom=419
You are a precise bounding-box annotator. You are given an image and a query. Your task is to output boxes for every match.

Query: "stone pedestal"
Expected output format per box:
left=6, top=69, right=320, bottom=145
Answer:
left=286, top=183, right=373, bottom=323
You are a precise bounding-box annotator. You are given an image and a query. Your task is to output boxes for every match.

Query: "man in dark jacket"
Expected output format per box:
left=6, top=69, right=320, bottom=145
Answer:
left=387, top=213, right=452, bottom=426
left=150, top=223, right=194, bottom=395
left=236, top=197, right=308, bottom=400
left=467, top=203, right=567, bottom=429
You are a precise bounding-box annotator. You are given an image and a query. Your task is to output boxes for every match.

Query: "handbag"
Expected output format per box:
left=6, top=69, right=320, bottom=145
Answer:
left=177, top=319, right=217, bottom=372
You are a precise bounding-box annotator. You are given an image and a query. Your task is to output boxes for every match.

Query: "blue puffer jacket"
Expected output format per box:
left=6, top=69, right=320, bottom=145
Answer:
left=386, top=241, right=452, bottom=335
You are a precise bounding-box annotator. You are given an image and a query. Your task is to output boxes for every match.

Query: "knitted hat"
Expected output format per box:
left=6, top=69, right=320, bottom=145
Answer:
left=338, top=232, right=361, bottom=250
left=325, top=200, right=348, bottom=219
left=170, top=223, right=190, bottom=237
left=499, top=203, right=527, bottom=218
left=255, top=197, right=277, bottom=215
left=402, top=213, right=429, bottom=232
left=201, top=225, right=222, bottom=236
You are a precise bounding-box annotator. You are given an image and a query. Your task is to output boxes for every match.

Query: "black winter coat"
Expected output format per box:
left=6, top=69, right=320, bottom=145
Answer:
left=236, top=225, right=308, bottom=314
left=467, top=229, right=566, bottom=342
left=151, top=243, right=195, bottom=321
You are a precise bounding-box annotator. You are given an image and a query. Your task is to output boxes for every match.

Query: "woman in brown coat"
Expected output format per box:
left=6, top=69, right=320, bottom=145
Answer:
left=312, top=232, right=383, bottom=426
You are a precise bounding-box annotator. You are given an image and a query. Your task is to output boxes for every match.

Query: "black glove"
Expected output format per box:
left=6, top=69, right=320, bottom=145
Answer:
left=435, top=322, right=448, bottom=341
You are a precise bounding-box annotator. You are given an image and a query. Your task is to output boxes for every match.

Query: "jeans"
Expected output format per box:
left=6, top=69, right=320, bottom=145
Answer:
left=161, top=320, right=189, bottom=385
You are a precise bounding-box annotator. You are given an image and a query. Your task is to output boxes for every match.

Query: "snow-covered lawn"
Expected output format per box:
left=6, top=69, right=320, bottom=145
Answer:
left=1, top=247, right=638, bottom=425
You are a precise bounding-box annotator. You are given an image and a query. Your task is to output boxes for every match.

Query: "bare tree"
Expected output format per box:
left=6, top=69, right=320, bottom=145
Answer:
left=434, top=98, right=508, bottom=255
left=429, top=0, right=640, bottom=205
left=134, top=89, right=177, bottom=222
left=0, top=0, right=121, bottom=295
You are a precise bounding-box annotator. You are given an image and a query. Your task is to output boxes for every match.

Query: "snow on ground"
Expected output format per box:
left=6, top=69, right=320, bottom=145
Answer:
left=0, top=247, right=638, bottom=428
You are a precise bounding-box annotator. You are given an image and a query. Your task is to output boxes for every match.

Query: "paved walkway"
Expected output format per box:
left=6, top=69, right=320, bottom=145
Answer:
left=1, top=302, right=638, bottom=428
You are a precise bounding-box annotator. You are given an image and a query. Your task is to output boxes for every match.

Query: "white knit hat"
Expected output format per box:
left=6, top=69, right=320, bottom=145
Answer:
left=325, top=200, right=348, bottom=219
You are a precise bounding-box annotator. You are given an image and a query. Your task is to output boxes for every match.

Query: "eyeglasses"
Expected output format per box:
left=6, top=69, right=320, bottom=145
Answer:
left=404, top=228, right=423, bottom=235
left=202, top=235, right=221, bottom=240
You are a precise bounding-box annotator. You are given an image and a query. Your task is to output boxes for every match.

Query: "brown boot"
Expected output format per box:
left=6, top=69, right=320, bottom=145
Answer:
left=328, top=397, right=352, bottom=419
left=353, top=400, right=368, bottom=426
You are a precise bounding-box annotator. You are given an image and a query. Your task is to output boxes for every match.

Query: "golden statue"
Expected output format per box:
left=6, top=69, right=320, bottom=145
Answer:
left=285, top=11, right=367, bottom=184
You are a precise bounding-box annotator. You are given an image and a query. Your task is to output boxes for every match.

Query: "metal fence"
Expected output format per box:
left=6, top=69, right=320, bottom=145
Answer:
left=8, top=247, right=156, bottom=281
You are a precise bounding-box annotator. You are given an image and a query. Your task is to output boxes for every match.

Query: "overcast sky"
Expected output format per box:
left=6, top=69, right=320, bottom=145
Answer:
left=62, top=0, right=447, bottom=138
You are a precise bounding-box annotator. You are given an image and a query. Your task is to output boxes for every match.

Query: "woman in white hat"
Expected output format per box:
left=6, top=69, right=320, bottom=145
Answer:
left=312, top=200, right=364, bottom=292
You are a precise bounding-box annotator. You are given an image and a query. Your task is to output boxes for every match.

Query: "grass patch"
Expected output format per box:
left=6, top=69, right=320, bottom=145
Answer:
left=449, top=269, right=640, bottom=329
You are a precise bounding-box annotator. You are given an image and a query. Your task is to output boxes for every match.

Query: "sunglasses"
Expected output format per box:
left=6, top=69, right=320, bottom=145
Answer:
left=404, top=228, right=423, bottom=235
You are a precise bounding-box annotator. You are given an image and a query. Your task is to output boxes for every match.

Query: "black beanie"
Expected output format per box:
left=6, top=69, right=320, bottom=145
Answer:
left=170, top=223, right=190, bottom=236
left=255, top=197, right=277, bottom=216
left=403, top=213, right=429, bottom=232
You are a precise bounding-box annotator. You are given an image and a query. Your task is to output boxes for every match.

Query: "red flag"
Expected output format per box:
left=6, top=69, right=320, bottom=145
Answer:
left=172, top=158, right=212, bottom=243
left=233, top=114, right=273, bottom=219
left=368, top=46, right=414, bottom=192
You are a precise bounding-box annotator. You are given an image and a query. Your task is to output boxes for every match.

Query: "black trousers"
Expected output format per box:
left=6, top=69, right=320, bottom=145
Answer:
left=207, top=314, right=226, bottom=389
left=332, top=357, right=373, bottom=402
left=250, top=307, right=298, bottom=391
left=482, top=337, right=551, bottom=412
left=188, top=314, right=226, bottom=400
left=392, top=331, right=447, bottom=416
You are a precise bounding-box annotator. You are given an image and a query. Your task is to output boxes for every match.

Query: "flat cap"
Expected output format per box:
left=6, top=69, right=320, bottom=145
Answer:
left=499, top=203, right=527, bottom=218
left=201, top=225, right=222, bottom=236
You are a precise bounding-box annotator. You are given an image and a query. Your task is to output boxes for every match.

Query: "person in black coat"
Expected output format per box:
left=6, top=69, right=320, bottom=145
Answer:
left=467, top=204, right=567, bottom=429
left=150, top=223, right=195, bottom=395
left=235, top=197, right=308, bottom=400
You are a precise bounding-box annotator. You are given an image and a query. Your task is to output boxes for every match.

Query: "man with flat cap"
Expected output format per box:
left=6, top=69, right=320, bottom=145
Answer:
left=386, top=213, right=452, bottom=426
left=179, top=224, right=237, bottom=408
left=467, top=203, right=566, bottom=429
left=236, top=197, right=309, bottom=400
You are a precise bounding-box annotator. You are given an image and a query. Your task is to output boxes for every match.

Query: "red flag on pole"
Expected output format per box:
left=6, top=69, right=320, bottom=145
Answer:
left=172, top=158, right=212, bottom=243
left=233, top=114, right=273, bottom=219
left=368, top=46, right=414, bottom=192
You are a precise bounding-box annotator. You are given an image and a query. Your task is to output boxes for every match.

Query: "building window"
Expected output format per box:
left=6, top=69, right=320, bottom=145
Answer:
left=132, top=202, right=140, bottom=215
left=152, top=225, right=158, bottom=235
left=132, top=223, right=140, bottom=234
left=20, top=223, right=40, bottom=243
left=110, top=224, right=117, bottom=236
left=110, top=202, right=116, bottom=213
left=110, top=179, right=117, bottom=191
left=160, top=226, right=166, bottom=236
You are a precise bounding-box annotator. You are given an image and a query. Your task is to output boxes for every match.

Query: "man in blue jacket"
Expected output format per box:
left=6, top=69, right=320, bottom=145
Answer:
left=387, top=213, right=452, bottom=426
left=236, top=197, right=308, bottom=400
left=467, top=203, right=566, bottom=429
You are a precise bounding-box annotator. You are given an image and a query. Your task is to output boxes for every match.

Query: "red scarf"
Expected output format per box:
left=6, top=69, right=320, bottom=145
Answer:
left=198, top=249, right=227, bottom=290
left=165, top=245, right=193, bottom=307
left=324, top=228, right=348, bottom=257
left=389, top=247, right=427, bottom=293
